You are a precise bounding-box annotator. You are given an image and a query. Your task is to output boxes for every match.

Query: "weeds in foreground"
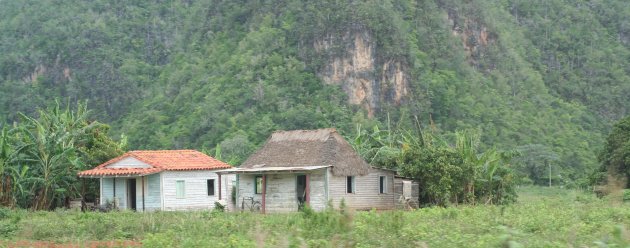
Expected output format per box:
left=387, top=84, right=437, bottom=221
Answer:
left=0, top=187, right=627, bottom=247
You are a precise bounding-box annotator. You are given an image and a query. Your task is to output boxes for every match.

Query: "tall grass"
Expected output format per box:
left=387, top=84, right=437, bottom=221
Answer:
left=0, top=186, right=628, bottom=247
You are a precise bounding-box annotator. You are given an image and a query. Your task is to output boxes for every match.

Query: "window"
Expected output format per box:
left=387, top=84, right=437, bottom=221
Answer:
left=346, top=176, right=355, bottom=193
left=176, top=180, right=185, bottom=199
left=207, top=179, right=215, bottom=196
left=379, top=176, right=386, bottom=194
left=255, top=176, right=263, bottom=194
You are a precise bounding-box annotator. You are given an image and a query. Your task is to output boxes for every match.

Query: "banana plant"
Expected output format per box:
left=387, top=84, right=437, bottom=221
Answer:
left=16, top=102, right=86, bottom=210
left=0, top=127, right=15, bottom=206
left=454, top=129, right=518, bottom=205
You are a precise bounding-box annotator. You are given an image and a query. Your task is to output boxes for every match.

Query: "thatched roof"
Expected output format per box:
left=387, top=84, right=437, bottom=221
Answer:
left=241, top=128, right=369, bottom=176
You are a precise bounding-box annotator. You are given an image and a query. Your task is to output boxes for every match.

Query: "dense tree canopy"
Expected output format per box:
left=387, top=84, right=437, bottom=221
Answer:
left=597, top=116, right=630, bottom=187
left=1, top=0, right=629, bottom=186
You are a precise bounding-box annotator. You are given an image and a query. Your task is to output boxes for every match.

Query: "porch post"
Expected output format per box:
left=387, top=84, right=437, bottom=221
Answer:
left=113, top=177, right=116, bottom=208
left=81, top=178, right=86, bottom=212
left=262, top=174, right=266, bottom=214
left=305, top=174, right=310, bottom=205
left=218, top=173, right=222, bottom=200
left=141, top=176, right=145, bottom=212
left=235, top=174, right=239, bottom=209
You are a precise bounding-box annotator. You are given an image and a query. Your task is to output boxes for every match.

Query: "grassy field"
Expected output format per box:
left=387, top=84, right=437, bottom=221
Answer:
left=0, top=186, right=628, bottom=247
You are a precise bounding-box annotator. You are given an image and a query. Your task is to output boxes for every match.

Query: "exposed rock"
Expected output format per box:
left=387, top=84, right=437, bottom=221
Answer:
left=314, top=31, right=408, bottom=117
left=63, top=67, right=72, bottom=81
left=22, top=64, right=72, bottom=84
left=448, top=10, right=498, bottom=71
left=23, top=65, right=46, bottom=84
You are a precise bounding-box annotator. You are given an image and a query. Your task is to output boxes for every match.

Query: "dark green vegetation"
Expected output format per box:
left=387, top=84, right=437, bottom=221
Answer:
left=1, top=0, right=630, bottom=185
left=352, top=126, right=517, bottom=206
left=595, top=116, right=630, bottom=187
left=0, top=187, right=627, bottom=247
left=0, top=102, right=123, bottom=210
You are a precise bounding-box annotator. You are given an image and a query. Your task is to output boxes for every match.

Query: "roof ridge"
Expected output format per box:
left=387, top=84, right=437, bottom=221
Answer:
left=127, top=153, right=164, bottom=169
left=128, top=149, right=200, bottom=153
left=272, top=128, right=337, bottom=134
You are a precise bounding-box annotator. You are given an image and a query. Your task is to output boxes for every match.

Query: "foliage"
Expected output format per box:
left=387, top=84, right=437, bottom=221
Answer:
left=0, top=187, right=624, bottom=247
left=0, top=101, right=123, bottom=209
left=217, top=132, right=255, bottom=166
left=213, top=202, right=226, bottom=212
left=351, top=124, right=517, bottom=206
left=513, top=144, right=560, bottom=186
left=0, top=0, right=622, bottom=184
left=400, top=146, right=465, bottom=206
left=597, top=116, right=630, bottom=187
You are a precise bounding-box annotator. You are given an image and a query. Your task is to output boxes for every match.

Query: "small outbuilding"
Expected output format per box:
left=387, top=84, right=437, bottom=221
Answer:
left=394, top=176, right=420, bottom=209
left=219, top=128, right=398, bottom=213
left=78, top=150, right=234, bottom=211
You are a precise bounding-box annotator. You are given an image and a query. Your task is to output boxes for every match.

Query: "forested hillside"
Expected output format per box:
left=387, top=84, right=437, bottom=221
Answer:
left=1, top=0, right=629, bottom=185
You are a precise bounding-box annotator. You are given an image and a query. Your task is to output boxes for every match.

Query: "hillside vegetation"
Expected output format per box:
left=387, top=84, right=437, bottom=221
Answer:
left=2, top=0, right=630, bottom=184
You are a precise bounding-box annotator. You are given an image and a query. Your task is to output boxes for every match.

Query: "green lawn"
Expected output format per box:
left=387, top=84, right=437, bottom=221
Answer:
left=0, top=186, right=628, bottom=247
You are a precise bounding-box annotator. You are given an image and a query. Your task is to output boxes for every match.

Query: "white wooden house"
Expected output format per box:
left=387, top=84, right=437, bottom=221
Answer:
left=78, top=150, right=234, bottom=211
left=218, top=128, right=398, bottom=213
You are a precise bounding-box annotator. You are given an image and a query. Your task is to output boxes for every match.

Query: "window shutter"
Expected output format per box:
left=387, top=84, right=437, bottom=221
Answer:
left=176, top=180, right=185, bottom=198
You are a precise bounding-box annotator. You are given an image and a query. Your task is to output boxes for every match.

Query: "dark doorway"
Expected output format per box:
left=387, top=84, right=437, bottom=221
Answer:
left=296, top=175, right=307, bottom=209
left=127, top=179, right=137, bottom=211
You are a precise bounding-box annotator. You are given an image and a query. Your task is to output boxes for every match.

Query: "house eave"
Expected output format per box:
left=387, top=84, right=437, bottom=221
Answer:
left=216, top=165, right=331, bottom=174
left=78, top=171, right=161, bottom=178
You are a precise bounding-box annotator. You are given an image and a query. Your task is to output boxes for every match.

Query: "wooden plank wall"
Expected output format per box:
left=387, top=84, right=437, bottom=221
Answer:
left=309, top=170, right=327, bottom=211
left=328, top=167, right=396, bottom=210
left=133, top=174, right=161, bottom=211
left=161, top=170, right=221, bottom=211
left=236, top=170, right=327, bottom=212
left=100, top=178, right=128, bottom=209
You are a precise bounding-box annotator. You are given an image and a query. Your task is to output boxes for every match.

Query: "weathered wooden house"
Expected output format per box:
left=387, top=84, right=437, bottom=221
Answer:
left=78, top=150, right=234, bottom=211
left=218, top=128, right=398, bottom=213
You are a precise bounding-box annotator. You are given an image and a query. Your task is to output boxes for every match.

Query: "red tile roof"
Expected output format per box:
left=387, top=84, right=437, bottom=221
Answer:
left=78, top=150, right=231, bottom=177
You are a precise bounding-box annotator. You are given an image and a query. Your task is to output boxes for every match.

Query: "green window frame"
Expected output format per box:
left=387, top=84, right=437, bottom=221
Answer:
left=176, top=180, right=185, bottom=199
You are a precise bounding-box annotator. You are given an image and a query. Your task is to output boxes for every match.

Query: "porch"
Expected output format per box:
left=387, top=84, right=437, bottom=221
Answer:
left=219, top=166, right=329, bottom=213
left=99, top=174, right=161, bottom=212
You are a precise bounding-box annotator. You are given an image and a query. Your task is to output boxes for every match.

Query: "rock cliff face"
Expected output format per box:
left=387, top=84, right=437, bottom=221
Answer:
left=447, top=10, right=498, bottom=71
left=314, top=31, right=408, bottom=117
